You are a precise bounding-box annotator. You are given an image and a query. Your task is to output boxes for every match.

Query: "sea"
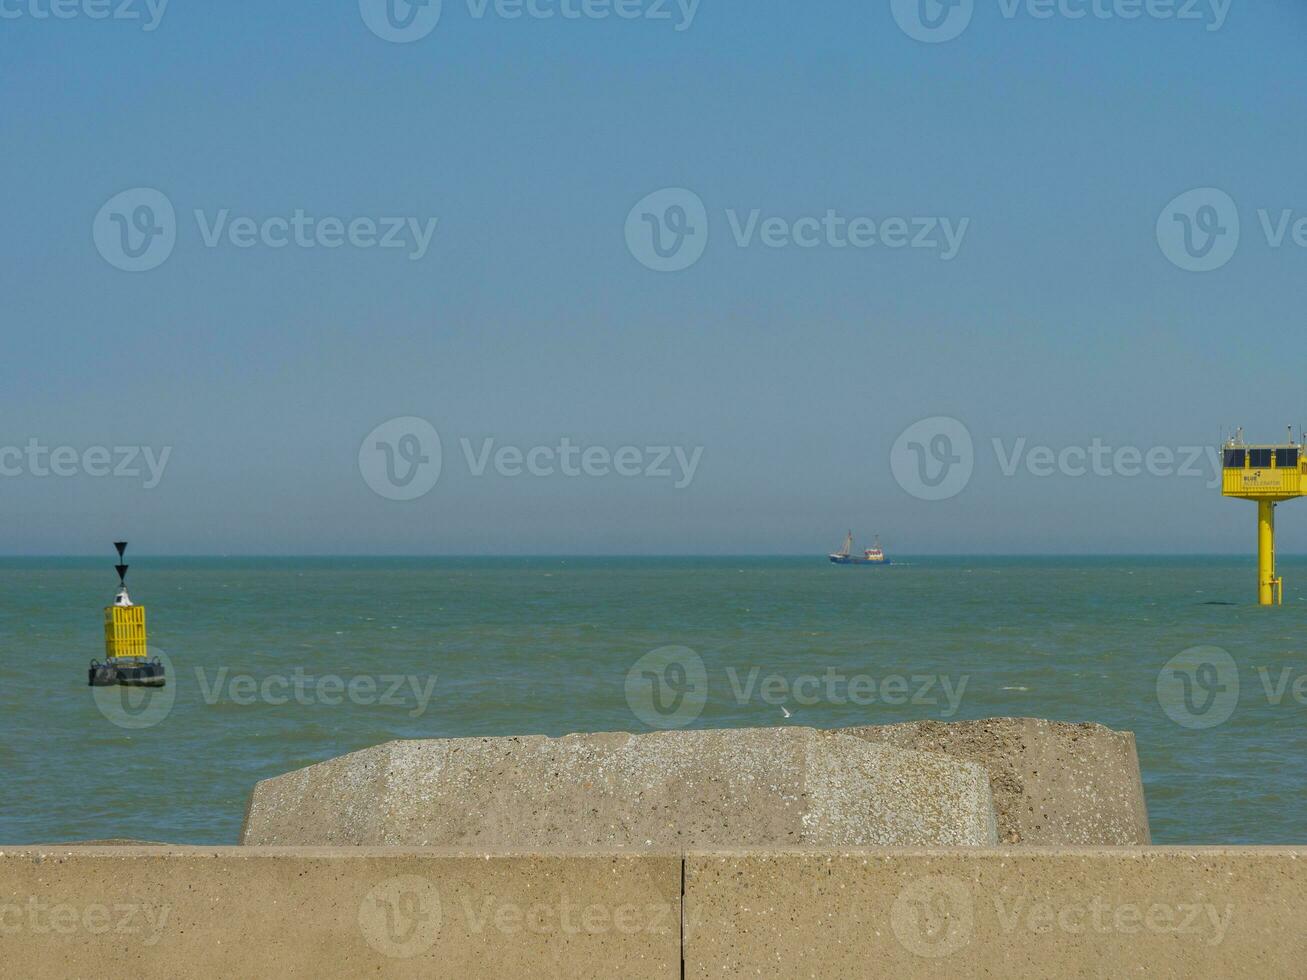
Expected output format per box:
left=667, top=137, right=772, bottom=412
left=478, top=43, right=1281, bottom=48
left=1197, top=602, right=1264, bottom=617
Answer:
left=2, top=556, right=1304, bottom=845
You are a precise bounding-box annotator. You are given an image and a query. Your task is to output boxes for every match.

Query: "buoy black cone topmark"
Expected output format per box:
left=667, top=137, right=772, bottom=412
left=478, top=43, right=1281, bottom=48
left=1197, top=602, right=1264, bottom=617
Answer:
left=88, top=542, right=166, bottom=688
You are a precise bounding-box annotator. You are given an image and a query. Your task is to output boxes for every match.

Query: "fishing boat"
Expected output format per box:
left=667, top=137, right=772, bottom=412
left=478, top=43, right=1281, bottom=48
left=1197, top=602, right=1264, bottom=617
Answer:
left=829, top=531, right=891, bottom=566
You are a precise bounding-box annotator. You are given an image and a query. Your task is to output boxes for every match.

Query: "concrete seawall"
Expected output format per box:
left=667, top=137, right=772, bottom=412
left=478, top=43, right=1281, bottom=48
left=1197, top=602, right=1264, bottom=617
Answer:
left=685, top=848, right=1304, bottom=976
left=0, top=847, right=680, bottom=978
left=3, top=846, right=1304, bottom=978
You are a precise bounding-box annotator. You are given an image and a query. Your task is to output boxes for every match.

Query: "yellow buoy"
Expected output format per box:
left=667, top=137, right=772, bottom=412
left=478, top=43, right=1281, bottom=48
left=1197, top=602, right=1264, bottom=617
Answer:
left=88, top=542, right=165, bottom=686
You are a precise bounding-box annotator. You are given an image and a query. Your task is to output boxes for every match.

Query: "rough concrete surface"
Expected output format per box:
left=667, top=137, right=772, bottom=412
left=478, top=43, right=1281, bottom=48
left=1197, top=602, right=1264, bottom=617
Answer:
left=0, top=847, right=680, bottom=980
left=684, top=848, right=1307, bottom=978
left=838, top=717, right=1151, bottom=844
left=4, top=847, right=1306, bottom=979
left=241, top=727, right=998, bottom=848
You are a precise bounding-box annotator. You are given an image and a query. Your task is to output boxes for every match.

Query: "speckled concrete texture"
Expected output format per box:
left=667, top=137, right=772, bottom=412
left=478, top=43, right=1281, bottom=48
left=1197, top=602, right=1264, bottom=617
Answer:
left=684, top=848, right=1307, bottom=978
left=837, top=718, right=1151, bottom=844
left=4, top=847, right=1304, bottom=978
left=241, top=727, right=998, bottom=848
left=0, top=847, right=680, bottom=980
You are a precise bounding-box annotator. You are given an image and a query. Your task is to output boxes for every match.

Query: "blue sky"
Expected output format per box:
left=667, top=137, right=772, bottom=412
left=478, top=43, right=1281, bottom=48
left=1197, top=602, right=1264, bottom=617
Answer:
left=3, top=0, right=1306, bottom=554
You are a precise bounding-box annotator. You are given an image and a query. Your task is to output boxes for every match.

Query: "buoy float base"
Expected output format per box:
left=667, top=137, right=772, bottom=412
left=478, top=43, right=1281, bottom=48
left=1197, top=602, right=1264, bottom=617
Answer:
left=88, top=658, right=166, bottom=688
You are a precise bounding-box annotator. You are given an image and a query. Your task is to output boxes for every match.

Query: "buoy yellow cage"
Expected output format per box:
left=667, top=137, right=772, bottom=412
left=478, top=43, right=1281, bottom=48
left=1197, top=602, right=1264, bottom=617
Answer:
left=104, top=605, right=148, bottom=660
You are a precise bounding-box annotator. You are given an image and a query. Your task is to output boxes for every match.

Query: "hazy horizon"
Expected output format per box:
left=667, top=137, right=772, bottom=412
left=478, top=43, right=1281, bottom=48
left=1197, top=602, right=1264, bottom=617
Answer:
left=5, top=3, right=1305, bottom=555
left=0, top=550, right=1293, bottom=559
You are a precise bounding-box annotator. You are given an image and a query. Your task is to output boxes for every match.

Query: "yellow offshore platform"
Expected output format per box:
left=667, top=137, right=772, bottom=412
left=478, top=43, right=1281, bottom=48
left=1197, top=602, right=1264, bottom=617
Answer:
left=88, top=541, right=166, bottom=687
left=1221, top=428, right=1305, bottom=605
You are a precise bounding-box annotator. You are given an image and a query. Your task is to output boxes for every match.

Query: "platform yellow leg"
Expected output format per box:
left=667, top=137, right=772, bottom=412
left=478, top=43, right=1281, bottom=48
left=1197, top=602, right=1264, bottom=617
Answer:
left=1258, top=500, right=1280, bottom=606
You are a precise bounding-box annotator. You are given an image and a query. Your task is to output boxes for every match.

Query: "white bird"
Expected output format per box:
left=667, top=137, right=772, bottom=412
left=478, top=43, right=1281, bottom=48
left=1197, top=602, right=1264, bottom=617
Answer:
left=780, top=705, right=792, bottom=719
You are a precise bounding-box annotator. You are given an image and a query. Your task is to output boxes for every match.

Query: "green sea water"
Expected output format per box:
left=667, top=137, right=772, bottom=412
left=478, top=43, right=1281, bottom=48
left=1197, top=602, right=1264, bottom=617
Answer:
left=2, top=556, right=1305, bottom=845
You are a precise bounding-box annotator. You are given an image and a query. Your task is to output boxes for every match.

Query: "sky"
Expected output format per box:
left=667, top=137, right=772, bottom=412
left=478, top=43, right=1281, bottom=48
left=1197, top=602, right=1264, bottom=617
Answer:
left=2, top=0, right=1306, bottom=555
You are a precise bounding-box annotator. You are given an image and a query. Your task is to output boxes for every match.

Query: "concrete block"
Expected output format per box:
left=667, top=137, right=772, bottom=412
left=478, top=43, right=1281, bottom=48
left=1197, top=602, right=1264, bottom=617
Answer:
left=837, top=718, right=1150, bottom=844
left=0, top=847, right=680, bottom=979
left=684, top=848, right=1307, bottom=978
left=242, top=727, right=998, bottom=848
